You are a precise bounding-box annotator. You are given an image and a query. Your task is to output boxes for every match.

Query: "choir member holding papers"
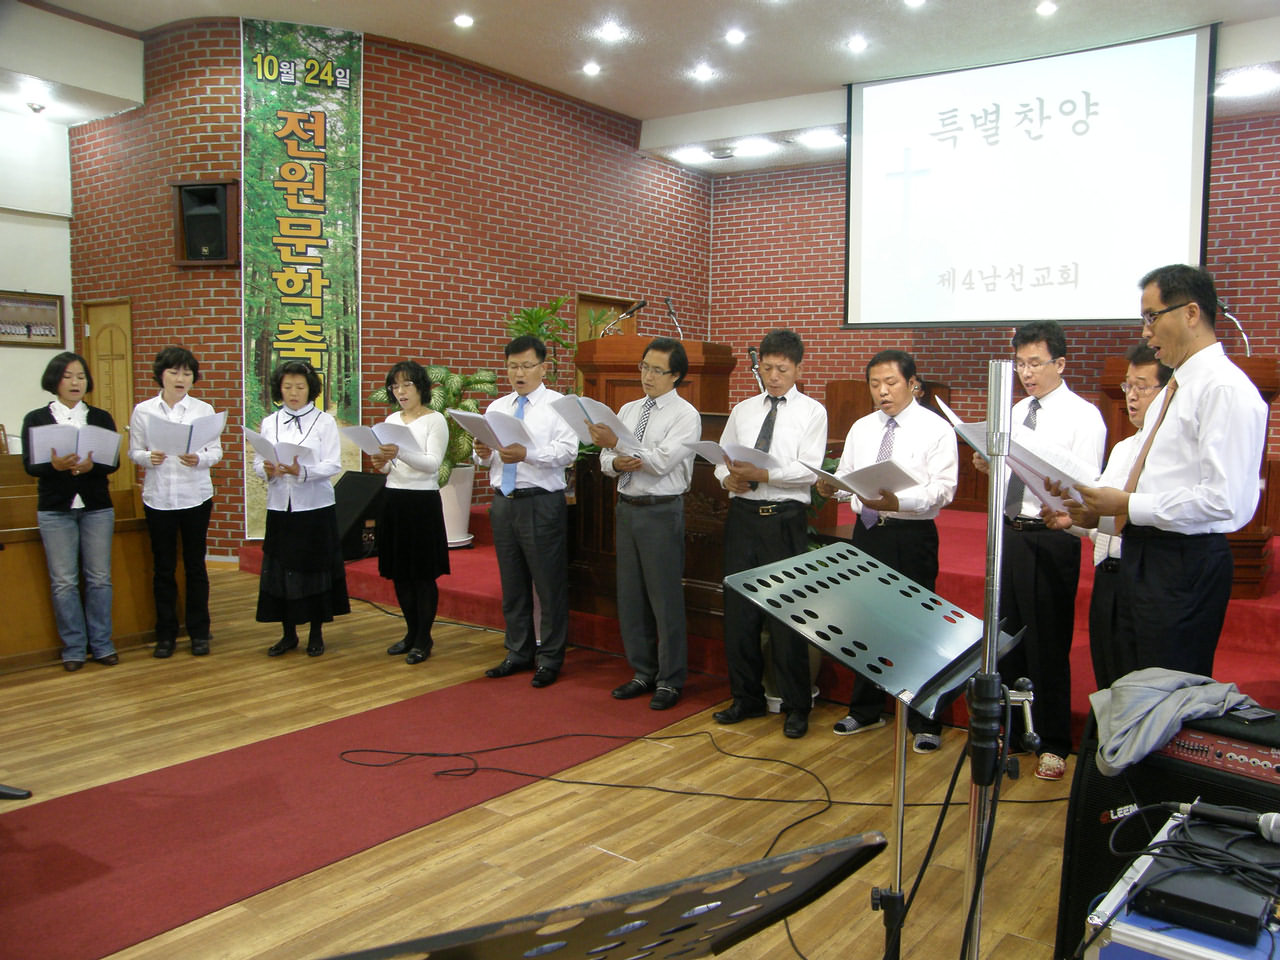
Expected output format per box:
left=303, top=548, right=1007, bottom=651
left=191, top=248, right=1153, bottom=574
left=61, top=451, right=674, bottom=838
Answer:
left=22, top=352, right=122, bottom=671
left=128, top=347, right=224, bottom=658
left=360, top=360, right=450, bottom=665
left=249, top=360, right=349, bottom=658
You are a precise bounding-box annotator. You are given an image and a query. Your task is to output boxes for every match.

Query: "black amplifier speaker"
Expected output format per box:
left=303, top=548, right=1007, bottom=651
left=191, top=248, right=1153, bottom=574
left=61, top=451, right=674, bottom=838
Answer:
left=1054, top=708, right=1280, bottom=959
left=334, top=471, right=386, bottom=561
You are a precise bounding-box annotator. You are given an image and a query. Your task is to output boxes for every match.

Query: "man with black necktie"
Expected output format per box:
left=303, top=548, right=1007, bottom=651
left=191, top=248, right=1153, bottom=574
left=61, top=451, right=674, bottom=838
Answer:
left=1066, top=265, right=1266, bottom=680
left=973, top=319, right=1105, bottom=781
left=713, top=329, right=827, bottom=739
left=590, top=337, right=701, bottom=711
left=816, top=349, right=957, bottom=751
left=474, top=336, right=579, bottom=688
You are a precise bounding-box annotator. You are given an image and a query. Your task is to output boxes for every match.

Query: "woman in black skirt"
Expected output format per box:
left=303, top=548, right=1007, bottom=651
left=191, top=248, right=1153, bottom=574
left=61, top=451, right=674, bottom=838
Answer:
left=253, top=360, right=350, bottom=657
left=370, top=360, right=451, bottom=663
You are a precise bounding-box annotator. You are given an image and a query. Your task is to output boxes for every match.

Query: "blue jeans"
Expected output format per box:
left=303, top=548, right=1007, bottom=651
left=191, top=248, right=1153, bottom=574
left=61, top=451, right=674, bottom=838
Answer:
left=37, top=508, right=115, bottom=662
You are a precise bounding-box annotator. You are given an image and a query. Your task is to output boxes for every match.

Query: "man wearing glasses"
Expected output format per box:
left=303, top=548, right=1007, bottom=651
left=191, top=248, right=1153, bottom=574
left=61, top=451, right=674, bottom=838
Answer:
left=974, top=319, right=1106, bottom=781
left=1066, top=265, right=1266, bottom=681
left=589, top=337, right=700, bottom=711
left=475, top=335, right=579, bottom=688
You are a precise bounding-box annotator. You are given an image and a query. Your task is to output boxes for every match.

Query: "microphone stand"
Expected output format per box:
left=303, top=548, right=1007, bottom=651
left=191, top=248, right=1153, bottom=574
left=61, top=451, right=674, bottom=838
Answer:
left=599, top=300, right=645, bottom=337
left=665, top=297, right=684, bottom=339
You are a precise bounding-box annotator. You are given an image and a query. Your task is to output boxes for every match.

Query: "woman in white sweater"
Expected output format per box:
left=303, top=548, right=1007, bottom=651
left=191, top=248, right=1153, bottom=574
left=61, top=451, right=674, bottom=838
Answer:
left=369, top=361, right=451, bottom=664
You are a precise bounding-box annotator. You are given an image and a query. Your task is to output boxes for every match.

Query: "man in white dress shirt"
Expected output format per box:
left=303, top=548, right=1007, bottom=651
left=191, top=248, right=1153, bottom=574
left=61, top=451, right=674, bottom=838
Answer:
left=712, top=329, right=828, bottom=739
left=474, top=336, right=579, bottom=688
left=591, top=337, right=701, bottom=711
left=975, top=319, right=1106, bottom=781
left=816, top=349, right=957, bottom=751
left=1069, top=265, right=1267, bottom=680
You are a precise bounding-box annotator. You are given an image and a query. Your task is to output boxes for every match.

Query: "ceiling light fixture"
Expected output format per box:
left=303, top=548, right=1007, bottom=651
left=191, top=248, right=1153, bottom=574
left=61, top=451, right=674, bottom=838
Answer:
left=583, top=61, right=601, bottom=76
left=847, top=34, right=869, bottom=54
left=905, top=0, right=926, bottom=7
left=453, top=14, right=473, bottom=28
left=26, top=102, right=46, bottom=114
left=725, top=28, right=746, bottom=45
left=1215, top=65, right=1280, bottom=98
left=595, top=20, right=628, bottom=43
left=796, top=128, right=845, bottom=150
left=691, top=63, right=716, bottom=82
left=672, top=147, right=714, bottom=164
left=1035, top=1, right=1058, bottom=15
left=709, top=147, right=735, bottom=160
left=733, top=137, right=780, bottom=158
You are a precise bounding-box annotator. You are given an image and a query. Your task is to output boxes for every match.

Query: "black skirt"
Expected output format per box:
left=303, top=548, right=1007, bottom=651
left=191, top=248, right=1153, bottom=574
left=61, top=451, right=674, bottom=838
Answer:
left=376, top=487, right=451, bottom=582
left=256, top=505, right=351, bottom=624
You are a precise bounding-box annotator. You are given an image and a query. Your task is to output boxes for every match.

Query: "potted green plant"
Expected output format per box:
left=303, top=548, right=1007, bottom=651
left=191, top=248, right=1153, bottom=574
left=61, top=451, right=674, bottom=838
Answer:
left=369, top=364, right=498, bottom=546
left=505, top=294, right=571, bottom=381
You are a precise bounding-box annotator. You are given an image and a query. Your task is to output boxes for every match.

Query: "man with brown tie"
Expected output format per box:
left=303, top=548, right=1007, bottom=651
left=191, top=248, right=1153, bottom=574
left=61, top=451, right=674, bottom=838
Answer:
left=1067, top=265, right=1266, bottom=679
left=713, top=329, right=827, bottom=739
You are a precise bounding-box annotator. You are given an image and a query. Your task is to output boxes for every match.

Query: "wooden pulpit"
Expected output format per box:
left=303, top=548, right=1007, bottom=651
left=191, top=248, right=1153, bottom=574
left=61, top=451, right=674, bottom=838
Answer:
left=1097, top=354, right=1278, bottom=598
left=568, top=336, right=737, bottom=663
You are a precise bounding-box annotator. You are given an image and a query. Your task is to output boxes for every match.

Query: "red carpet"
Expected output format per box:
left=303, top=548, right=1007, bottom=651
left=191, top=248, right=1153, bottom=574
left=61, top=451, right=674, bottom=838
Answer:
left=0, top=650, right=724, bottom=960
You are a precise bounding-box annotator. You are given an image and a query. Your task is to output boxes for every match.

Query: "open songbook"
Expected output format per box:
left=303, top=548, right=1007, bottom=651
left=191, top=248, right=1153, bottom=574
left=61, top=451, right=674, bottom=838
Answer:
left=807, top=459, right=927, bottom=502
left=550, top=395, right=640, bottom=452
left=340, top=422, right=420, bottom=457
left=684, top=440, right=781, bottom=471
left=934, top=397, right=1100, bottom=513
left=243, top=427, right=315, bottom=466
left=145, top=411, right=226, bottom=456
left=446, top=408, right=532, bottom=450
left=27, top=423, right=122, bottom=467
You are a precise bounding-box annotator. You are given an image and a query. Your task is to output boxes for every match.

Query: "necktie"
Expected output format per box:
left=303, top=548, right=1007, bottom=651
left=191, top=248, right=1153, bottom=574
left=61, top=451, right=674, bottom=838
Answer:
left=1116, top=376, right=1178, bottom=533
left=499, top=394, right=528, bottom=496
left=749, top=395, right=783, bottom=490
left=1004, top=397, right=1040, bottom=520
left=617, top=396, right=655, bottom=491
left=862, top=416, right=897, bottom=528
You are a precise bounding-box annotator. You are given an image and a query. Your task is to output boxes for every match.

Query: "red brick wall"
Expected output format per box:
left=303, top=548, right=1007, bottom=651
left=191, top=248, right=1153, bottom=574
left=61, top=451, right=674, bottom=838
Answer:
left=68, top=21, right=712, bottom=554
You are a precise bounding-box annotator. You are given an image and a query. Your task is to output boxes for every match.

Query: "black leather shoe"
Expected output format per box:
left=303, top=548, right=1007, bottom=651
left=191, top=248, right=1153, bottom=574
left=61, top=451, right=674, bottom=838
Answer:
left=405, top=647, right=430, bottom=664
left=306, top=638, right=325, bottom=657
left=387, top=639, right=409, bottom=656
left=153, top=640, right=175, bottom=659
left=485, top=659, right=529, bottom=678
left=191, top=637, right=210, bottom=656
left=713, top=702, right=767, bottom=724
left=649, top=687, right=681, bottom=710
left=530, top=666, right=558, bottom=688
left=611, top=678, right=652, bottom=700
left=268, top=637, right=298, bottom=657
left=94, top=653, right=119, bottom=666
left=63, top=660, right=84, bottom=672
left=784, top=711, right=809, bottom=739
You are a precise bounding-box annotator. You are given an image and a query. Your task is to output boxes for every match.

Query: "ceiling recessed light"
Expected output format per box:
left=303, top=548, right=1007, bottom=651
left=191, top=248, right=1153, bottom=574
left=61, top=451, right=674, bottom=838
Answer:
left=709, top=147, right=735, bottom=160
left=583, top=61, right=601, bottom=76
left=905, top=0, right=926, bottom=7
left=796, top=128, right=846, bottom=150
left=594, top=20, right=628, bottom=43
left=725, top=28, right=746, bottom=45
left=27, top=102, right=46, bottom=114
left=1035, top=1, right=1057, bottom=15
left=1216, top=66, right=1280, bottom=98
left=733, top=137, right=780, bottom=158
left=672, top=147, right=714, bottom=164
left=846, top=34, right=869, bottom=54
left=691, top=62, right=717, bottom=82
left=453, top=14, right=473, bottom=28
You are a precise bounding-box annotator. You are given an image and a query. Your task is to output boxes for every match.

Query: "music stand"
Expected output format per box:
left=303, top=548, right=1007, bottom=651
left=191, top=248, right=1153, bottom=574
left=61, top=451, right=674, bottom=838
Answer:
left=723, top=541, right=1020, bottom=958
left=319, top=832, right=885, bottom=959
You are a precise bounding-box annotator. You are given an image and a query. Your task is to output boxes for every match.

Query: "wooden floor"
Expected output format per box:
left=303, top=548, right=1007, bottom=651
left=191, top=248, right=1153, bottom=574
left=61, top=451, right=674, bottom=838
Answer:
left=0, top=564, right=1073, bottom=960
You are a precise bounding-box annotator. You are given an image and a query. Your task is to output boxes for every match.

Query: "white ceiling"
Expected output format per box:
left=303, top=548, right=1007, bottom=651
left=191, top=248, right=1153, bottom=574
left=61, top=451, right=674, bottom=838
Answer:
left=5, top=0, right=1280, bottom=173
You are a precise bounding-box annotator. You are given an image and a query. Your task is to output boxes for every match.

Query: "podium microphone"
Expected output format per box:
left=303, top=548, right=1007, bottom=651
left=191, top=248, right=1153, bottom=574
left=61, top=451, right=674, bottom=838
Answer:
left=1164, top=800, right=1280, bottom=842
left=664, top=297, right=684, bottom=338
left=617, top=299, right=647, bottom=321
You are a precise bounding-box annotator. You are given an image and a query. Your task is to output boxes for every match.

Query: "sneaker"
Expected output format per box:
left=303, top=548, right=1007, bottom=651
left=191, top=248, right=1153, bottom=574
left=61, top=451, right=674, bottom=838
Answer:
left=833, top=715, right=886, bottom=736
left=1035, top=752, right=1066, bottom=781
left=913, top=732, right=941, bottom=753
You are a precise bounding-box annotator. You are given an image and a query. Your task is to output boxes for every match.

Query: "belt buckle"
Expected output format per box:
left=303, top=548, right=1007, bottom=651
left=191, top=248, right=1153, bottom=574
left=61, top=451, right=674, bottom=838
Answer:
left=758, top=503, right=776, bottom=516
left=877, top=515, right=889, bottom=526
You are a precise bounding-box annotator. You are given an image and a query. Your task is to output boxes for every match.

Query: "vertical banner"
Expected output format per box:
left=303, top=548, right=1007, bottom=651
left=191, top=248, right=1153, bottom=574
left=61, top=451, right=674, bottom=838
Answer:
left=241, top=19, right=362, bottom=538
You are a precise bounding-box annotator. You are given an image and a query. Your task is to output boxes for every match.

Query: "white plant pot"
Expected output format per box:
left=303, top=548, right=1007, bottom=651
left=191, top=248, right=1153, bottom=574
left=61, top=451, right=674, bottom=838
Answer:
left=441, top=463, right=475, bottom=548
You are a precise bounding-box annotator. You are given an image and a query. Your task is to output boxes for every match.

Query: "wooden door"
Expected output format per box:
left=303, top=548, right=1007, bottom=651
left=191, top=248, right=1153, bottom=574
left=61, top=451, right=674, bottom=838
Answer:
left=82, top=298, right=134, bottom=492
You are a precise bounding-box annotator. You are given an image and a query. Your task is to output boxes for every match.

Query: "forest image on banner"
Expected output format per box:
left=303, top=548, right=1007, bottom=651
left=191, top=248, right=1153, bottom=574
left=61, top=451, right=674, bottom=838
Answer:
left=241, top=18, right=362, bottom=538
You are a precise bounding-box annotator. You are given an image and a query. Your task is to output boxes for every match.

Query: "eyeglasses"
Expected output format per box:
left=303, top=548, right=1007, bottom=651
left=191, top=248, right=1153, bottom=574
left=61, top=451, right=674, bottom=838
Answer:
left=1013, top=358, right=1054, bottom=373
left=1120, top=382, right=1160, bottom=396
left=506, top=361, right=543, bottom=371
left=637, top=362, right=673, bottom=376
left=1140, top=302, right=1190, bottom=327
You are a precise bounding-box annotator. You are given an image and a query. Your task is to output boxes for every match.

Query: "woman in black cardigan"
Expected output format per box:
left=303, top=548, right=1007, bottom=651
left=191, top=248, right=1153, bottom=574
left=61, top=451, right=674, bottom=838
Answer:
left=21, top=352, right=121, bottom=671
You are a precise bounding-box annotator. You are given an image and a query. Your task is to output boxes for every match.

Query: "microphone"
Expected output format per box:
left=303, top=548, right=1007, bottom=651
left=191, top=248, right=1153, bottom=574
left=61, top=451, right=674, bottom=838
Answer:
left=617, top=299, right=647, bottom=321
left=1164, top=800, right=1280, bottom=843
left=665, top=296, right=684, bottom=338
left=746, top=346, right=764, bottom=394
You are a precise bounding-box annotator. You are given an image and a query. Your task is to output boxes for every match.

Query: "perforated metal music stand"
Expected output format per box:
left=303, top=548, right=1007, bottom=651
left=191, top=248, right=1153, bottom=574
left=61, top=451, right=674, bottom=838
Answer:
left=320, top=831, right=885, bottom=959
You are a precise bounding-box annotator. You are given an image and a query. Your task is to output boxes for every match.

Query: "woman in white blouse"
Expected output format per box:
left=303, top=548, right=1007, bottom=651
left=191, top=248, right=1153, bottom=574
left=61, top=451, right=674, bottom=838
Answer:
left=253, top=360, right=350, bottom=657
left=369, top=361, right=451, bottom=664
left=128, top=347, right=222, bottom=658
